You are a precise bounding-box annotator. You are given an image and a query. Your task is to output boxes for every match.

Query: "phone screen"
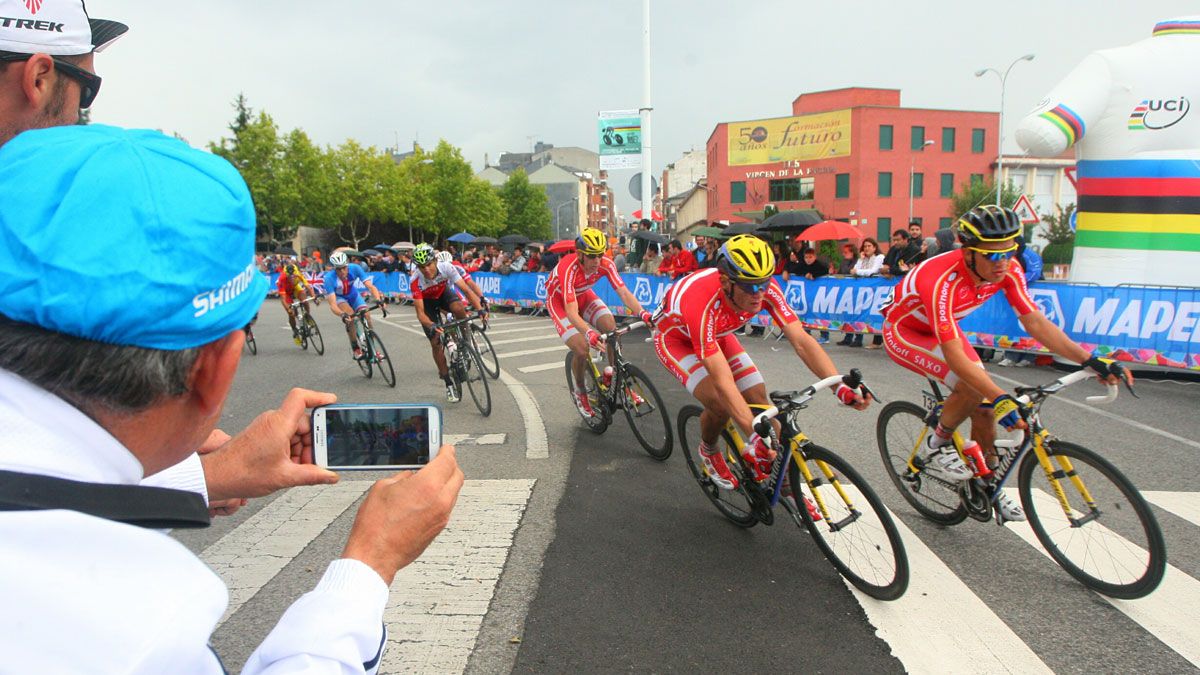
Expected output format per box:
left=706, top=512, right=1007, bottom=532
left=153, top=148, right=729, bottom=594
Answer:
left=323, top=406, right=435, bottom=467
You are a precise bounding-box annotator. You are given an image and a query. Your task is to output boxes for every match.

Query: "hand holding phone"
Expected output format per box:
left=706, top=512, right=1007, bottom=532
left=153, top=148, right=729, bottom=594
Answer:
left=312, top=404, right=442, bottom=470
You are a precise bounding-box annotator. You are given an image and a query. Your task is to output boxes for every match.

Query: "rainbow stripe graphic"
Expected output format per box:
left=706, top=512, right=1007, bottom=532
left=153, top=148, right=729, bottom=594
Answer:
left=1153, top=20, right=1200, bottom=36
left=1128, top=100, right=1149, bottom=130
left=1075, top=159, right=1200, bottom=252
left=1038, top=104, right=1086, bottom=146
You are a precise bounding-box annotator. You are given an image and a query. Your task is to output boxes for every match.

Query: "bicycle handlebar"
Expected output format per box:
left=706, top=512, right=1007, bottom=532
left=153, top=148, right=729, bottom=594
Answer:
left=438, top=310, right=487, bottom=330
left=605, top=320, right=645, bottom=340
left=752, top=369, right=870, bottom=438
left=1015, top=367, right=1120, bottom=406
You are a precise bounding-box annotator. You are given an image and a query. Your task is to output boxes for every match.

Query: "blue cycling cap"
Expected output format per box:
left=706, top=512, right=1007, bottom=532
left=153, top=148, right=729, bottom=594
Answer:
left=0, top=124, right=266, bottom=350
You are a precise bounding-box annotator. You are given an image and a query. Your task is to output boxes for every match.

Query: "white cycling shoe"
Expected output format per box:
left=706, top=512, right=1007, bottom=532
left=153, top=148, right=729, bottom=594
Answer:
left=916, top=434, right=974, bottom=481
left=994, top=491, right=1026, bottom=522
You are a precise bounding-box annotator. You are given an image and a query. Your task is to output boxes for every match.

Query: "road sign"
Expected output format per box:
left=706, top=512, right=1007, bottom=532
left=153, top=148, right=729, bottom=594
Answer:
left=1013, top=194, right=1040, bottom=224
left=628, top=173, right=658, bottom=202
left=598, top=110, right=641, bottom=170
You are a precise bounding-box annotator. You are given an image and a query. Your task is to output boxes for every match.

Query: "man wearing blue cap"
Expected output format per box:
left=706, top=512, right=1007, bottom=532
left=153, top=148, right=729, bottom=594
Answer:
left=0, top=125, right=465, bottom=673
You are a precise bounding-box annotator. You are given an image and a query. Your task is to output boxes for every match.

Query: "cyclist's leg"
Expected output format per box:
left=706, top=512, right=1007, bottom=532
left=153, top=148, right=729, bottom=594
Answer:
left=549, top=293, right=591, bottom=389
left=883, top=320, right=986, bottom=448
left=339, top=298, right=361, bottom=349
left=422, top=302, right=450, bottom=380
left=581, top=293, right=616, bottom=368
left=280, top=294, right=298, bottom=333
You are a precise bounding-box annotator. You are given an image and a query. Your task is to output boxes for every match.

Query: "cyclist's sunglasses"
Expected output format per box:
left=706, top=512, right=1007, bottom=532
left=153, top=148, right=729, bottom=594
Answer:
left=0, top=52, right=101, bottom=108
left=734, top=280, right=769, bottom=294
left=581, top=252, right=604, bottom=260
left=966, top=243, right=1019, bottom=262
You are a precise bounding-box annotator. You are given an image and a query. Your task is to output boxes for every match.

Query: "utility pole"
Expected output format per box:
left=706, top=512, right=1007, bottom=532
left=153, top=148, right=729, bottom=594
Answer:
left=640, top=0, right=653, bottom=230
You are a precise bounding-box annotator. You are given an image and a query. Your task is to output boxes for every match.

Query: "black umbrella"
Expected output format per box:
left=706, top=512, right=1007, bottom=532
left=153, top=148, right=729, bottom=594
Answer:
left=472, top=236, right=499, bottom=245
left=499, top=234, right=531, bottom=245
left=720, top=221, right=763, bottom=236
left=758, top=209, right=823, bottom=232
left=631, top=229, right=669, bottom=244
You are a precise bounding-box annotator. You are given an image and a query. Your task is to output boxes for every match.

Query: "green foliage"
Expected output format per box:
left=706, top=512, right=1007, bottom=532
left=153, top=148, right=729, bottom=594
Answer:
left=817, top=240, right=839, bottom=264
left=499, top=168, right=552, bottom=240
left=1041, top=242, right=1075, bottom=265
left=948, top=178, right=1021, bottom=220
left=210, top=110, right=288, bottom=244
left=763, top=204, right=780, bottom=220
left=1038, top=203, right=1076, bottom=264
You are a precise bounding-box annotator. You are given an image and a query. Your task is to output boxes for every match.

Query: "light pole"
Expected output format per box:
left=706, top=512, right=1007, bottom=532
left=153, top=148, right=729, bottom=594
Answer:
left=976, top=53, right=1035, bottom=206
left=555, top=198, right=578, bottom=240
left=909, top=139, right=935, bottom=222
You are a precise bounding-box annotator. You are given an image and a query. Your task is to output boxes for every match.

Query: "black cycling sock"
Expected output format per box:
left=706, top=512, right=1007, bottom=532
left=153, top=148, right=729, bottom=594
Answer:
left=442, top=375, right=453, bottom=386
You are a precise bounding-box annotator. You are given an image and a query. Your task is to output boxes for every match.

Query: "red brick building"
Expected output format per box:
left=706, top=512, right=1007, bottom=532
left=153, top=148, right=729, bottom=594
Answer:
left=706, top=88, right=999, bottom=241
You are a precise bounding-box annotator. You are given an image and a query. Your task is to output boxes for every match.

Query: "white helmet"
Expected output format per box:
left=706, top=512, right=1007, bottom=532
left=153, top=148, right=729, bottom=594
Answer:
left=329, top=251, right=349, bottom=267
left=435, top=251, right=453, bottom=264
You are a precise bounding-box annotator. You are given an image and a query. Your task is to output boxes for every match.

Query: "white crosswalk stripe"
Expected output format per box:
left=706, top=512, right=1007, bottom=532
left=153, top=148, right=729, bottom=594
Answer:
left=1144, top=490, right=1200, bottom=528
left=495, top=345, right=567, bottom=359
left=518, top=361, right=566, bottom=374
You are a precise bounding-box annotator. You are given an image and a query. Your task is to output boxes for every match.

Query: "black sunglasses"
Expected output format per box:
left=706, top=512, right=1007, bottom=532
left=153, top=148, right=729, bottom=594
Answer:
left=582, top=252, right=604, bottom=260
left=0, top=52, right=102, bottom=108
left=734, top=280, right=769, bottom=294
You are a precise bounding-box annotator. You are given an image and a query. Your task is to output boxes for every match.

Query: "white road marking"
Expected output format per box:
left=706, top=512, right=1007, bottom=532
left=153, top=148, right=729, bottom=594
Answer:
left=444, top=433, right=507, bottom=446
left=851, top=501, right=1052, bottom=674
left=519, top=361, right=567, bottom=374
left=201, top=481, right=372, bottom=626
left=382, top=480, right=535, bottom=673
left=499, top=369, right=549, bottom=459
left=990, top=373, right=1200, bottom=452
left=485, top=326, right=551, bottom=336
left=1005, top=488, right=1200, bottom=667
left=496, top=345, right=568, bottom=359
left=488, top=333, right=561, bottom=347
left=1143, top=491, right=1200, bottom=528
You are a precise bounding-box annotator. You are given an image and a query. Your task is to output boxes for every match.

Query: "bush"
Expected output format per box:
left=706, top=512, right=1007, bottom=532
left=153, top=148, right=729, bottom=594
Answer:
left=1041, top=241, right=1075, bottom=265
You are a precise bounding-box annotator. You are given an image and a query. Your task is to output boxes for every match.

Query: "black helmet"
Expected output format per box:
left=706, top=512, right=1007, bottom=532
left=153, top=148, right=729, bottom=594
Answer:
left=956, top=205, right=1021, bottom=246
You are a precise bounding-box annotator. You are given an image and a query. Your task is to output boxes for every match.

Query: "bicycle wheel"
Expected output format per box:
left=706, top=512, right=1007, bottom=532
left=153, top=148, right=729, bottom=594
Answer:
left=354, top=322, right=371, bottom=378
left=298, top=316, right=309, bottom=351
left=367, top=330, right=395, bottom=387
left=306, top=315, right=324, bottom=355
left=876, top=400, right=967, bottom=525
left=1018, top=440, right=1166, bottom=599
left=619, top=363, right=672, bottom=460
left=676, top=405, right=757, bottom=528
left=789, top=444, right=909, bottom=600
left=462, top=339, right=492, bottom=416
left=244, top=329, right=257, bottom=355
left=564, top=352, right=609, bottom=433
left=472, top=324, right=500, bottom=379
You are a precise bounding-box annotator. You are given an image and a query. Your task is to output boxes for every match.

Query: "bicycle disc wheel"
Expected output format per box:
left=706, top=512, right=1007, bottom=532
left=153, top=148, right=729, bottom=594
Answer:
left=1018, top=440, right=1166, bottom=599
left=677, top=405, right=757, bottom=528
left=564, top=352, right=609, bottom=433
left=367, top=330, right=395, bottom=387
left=877, top=400, right=967, bottom=525
left=472, top=324, right=500, bottom=379
left=463, top=340, right=492, bottom=416
left=354, top=323, right=371, bottom=378
left=244, top=330, right=257, bottom=355
left=306, top=315, right=324, bottom=355
left=789, top=445, right=909, bottom=600
left=620, top=364, right=672, bottom=460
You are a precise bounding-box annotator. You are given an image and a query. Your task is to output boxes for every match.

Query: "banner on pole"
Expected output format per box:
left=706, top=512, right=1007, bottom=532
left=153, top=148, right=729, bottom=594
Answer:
left=598, top=109, right=642, bottom=170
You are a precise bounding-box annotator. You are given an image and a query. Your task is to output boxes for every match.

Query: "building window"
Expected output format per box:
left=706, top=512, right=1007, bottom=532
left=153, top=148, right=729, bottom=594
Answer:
left=940, top=173, right=954, bottom=197
left=911, top=172, right=924, bottom=198
left=970, top=173, right=984, bottom=186
left=971, top=128, right=986, bottom=153
left=939, top=217, right=953, bottom=229
left=768, top=177, right=814, bottom=202
left=877, top=217, right=892, bottom=242
left=878, top=172, right=893, bottom=198
left=879, top=125, right=893, bottom=151
left=731, top=181, right=747, bottom=204
left=835, top=173, right=850, bottom=199
left=942, top=127, right=956, bottom=152
left=911, top=126, right=926, bottom=150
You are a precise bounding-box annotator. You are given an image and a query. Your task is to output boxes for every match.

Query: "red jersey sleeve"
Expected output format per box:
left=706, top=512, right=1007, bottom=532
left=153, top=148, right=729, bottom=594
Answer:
left=763, top=278, right=799, bottom=327
left=923, top=266, right=963, bottom=343
left=601, top=257, right=626, bottom=290
left=1001, top=265, right=1039, bottom=317
left=561, top=262, right=579, bottom=304
left=409, top=276, right=424, bottom=300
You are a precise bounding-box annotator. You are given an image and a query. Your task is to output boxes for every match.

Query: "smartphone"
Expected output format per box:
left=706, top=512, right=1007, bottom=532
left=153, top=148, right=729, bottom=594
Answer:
left=311, top=403, right=441, bottom=470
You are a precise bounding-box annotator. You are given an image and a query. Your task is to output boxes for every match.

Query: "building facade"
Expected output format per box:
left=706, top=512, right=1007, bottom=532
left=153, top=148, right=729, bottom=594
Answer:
left=706, top=87, right=999, bottom=241
left=661, top=149, right=707, bottom=200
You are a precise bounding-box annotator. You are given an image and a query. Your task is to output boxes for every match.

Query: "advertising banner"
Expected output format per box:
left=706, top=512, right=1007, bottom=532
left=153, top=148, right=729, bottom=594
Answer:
left=598, top=109, right=642, bottom=170
left=727, top=110, right=852, bottom=166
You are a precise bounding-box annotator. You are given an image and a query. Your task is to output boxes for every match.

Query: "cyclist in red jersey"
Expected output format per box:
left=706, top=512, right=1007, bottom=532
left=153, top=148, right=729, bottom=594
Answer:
left=548, top=228, right=653, bottom=416
left=410, top=244, right=486, bottom=402
left=652, top=235, right=870, bottom=492
left=882, top=205, right=1132, bottom=522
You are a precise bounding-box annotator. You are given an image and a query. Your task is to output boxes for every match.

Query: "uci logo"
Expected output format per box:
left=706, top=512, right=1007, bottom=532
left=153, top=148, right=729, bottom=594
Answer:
left=633, top=277, right=654, bottom=305
left=784, top=280, right=808, bottom=314
left=534, top=275, right=548, bottom=300
left=1030, top=288, right=1065, bottom=329
left=1129, top=97, right=1190, bottom=130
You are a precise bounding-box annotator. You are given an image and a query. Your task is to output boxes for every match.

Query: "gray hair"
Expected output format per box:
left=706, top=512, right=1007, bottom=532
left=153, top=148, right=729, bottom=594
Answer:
left=0, top=315, right=202, bottom=415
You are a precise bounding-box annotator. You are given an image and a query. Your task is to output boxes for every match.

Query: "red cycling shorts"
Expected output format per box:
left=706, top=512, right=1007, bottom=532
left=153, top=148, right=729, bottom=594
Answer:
left=548, top=290, right=613, bottom=343
left=882, top=320, right=981, bottom=388
left=653, top=330, right=763, bottom=395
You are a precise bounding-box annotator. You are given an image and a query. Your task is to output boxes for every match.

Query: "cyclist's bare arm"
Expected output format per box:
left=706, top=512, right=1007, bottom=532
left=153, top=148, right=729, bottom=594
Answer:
left=565, top=298, right=591, bottom=339
left=414, top=299, right=435, bottom=330
left=453, top=278, right=483, bottom=312
left=466, top=279, right=485, bottom=304
left=701, top=351, right=757, bottom=438
left=325, top=293, right=348, bottom=318
left=613, top=285, right=646, bottom=316
left=363, top=278, right=384, bottom=303
left=781, top=321, right=839, bottom=380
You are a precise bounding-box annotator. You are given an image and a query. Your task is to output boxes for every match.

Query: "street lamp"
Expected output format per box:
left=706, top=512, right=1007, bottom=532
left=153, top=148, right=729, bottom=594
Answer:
left=555, top=198, right=578, bottom=240
left=975, top=53, right=1035, bottom=206
left=909, top=139, right=935, bottom=223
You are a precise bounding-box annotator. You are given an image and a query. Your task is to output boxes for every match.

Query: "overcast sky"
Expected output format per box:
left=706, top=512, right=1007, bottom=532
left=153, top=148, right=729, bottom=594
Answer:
left=93, top=1, right=1195, bottom=216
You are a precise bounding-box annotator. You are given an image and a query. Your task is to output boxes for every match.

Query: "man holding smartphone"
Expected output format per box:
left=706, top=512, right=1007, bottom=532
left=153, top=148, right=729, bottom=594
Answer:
left=0, top=124, right=464, bottom=673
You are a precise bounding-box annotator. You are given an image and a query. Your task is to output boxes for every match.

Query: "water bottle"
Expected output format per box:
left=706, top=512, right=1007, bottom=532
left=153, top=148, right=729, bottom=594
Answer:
left=961, top=440, right=992, bottom=478
left=445, top=339, right=457, bottom=363
left=601, top=366, right=614, bottom=388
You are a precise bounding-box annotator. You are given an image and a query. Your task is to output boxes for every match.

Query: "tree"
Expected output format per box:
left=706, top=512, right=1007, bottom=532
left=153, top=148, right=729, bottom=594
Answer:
left=328, top=140, right=402, bottom=249
left=1040, top=203, right=1076, bottom=265
left=209, top=107, right=287, bottom=246
left=499, top=168, right=551, bottom=239
left=424, top=140, right=504, bottom=237
left=948, top=177, right=1021, bottom=220
left=276, top=129, right=338, bottom=232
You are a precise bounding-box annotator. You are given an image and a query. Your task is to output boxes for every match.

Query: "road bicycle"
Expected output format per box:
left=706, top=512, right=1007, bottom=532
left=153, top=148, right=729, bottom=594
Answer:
left=290, top=297, right=324, bottom=355
left=243, top=313, right=258, bottom=355
left=564, top=320, right=672, bottom=460
left=470, top=319, right=500, bottom=379
left=677, top=370, right=908, bottom=600
left=346, top=303, right=395, bottom=387
left=439, top=311, right=492, bottom=417
left=876, top=369, right=1165, bottom=599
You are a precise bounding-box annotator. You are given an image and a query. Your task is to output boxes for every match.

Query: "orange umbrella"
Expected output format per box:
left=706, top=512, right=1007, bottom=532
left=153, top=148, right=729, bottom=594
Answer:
left=797, top=220, right=863, bottom=241
left=631, top=208, right=664, bottom=221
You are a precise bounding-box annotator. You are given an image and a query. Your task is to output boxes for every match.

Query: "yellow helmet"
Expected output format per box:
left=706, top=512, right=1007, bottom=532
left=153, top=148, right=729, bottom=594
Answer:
left=717, top=234, right=775, bottom=282
left=575, top=227, right=608, bottom=255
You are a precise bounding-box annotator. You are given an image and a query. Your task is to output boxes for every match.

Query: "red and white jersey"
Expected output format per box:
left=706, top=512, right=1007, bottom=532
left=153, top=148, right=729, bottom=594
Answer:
left=546, top=253, right=626, bottom=304
left=451, top=260, right=472, bottom=282
left=654, top=268, right=798, bottom=359
left=883, top=249, right=1038, bottom=341
left=409, top=261, right=462, bottom=300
